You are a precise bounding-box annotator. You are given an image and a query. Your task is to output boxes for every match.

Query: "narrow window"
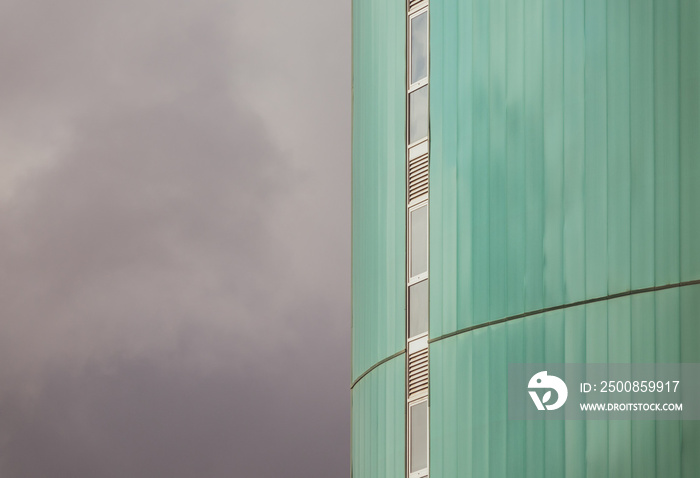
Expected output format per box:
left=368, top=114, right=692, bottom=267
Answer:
left=409, top=279, right=429, bottom=337
left=409, top=86, right=429, bottom=144
left=410, top=11, right=428, bottom=86
left=409, top=204, right=428, bottom=279
left=409, top=400, right=429, bottom=476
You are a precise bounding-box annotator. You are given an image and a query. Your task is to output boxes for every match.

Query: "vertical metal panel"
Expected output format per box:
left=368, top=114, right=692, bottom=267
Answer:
left=680, top=287, right=700, bottom=474
left=429, top=0, right=457, bottom=341
left=523, top=0, right=544, bottom=314
left=607, top=0, right=632, bottom=294
left=427, top=0, right=443, bottom=337
left=654, top=289, right=682, bottom=478
left=471, top=0, right=490, bottom=327
left=542, top=0, right=565, bottom=307
left=429, top=287, right=700, bottom=478
left=351, top=0, right=406, bottom=381
left=629, top=0, right=655, bottom=290
left=544, top=310, right=566, bottom=478
left=505, top=0, right=526, bottom=319
left=454, top=0, right=475, bottom=339
left=584, top=0, right=608, bottom=300
left=561, top=0, right=585, bottom=305
left=608, top=297, right=632, bottom=477
left=352, top=357, right=405, bottom=478
left=680, top=0, right=700, bottom=282
left=488, top=0, right=507, bottom=322
left=653, top=0, right=681, bottom=287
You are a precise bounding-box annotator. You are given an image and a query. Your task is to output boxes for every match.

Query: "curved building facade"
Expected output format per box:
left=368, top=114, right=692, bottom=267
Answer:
left=352, top=0, right=700, bottom=477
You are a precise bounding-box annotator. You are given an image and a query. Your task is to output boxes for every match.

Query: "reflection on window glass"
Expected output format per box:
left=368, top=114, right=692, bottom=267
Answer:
left=409, top=280, right=429, bottom=337
left=409, top=86, right=429, bottom=144
left=410, top=401, right=428, bottom=472
left=411, top=12, right=428, bottom=85
left=410, top=205, right=428, bottom=278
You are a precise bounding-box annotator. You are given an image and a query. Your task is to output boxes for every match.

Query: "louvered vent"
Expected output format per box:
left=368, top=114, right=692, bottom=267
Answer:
left=408, top=153, right=429, bottom=203
left=407, top=347, right=429, bottom=398
left=408, top=0, right=424, bottom=9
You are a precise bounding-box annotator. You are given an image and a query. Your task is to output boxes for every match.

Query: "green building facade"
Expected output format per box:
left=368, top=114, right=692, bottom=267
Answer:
left=352, top=0, right=700, bottom=477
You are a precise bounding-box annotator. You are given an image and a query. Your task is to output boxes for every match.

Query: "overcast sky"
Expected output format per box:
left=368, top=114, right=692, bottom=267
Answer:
left=0, top=1, right=350, bottom=476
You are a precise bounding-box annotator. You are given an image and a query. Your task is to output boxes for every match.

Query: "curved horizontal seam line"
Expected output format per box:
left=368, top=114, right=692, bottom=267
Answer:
left=350, top=349, right=406, bottom=390
left=428, top=279, right=700, bottom=345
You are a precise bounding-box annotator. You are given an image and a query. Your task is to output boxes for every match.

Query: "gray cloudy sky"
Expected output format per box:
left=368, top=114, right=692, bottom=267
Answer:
left=0, top=1, right=350, bottom=476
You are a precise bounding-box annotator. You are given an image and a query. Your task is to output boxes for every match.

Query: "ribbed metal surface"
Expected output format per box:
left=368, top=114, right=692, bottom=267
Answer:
left=407, top=347, right=429, bottom=398
left=407, top=153, right=429, bottom=203
left=352, top=1, right=407, bottom=477
left=429, top=0, right=700, bottom=338
left=352, top=356, right=406, bottom=478
left=351, top=0, right=406, bottom=382
left=430, top=286, right=700, bottom=477
left=427, top=0, right=700, bottom=477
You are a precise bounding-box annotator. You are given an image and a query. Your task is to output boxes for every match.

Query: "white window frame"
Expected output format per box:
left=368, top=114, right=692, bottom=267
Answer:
left=408, top=398, right=429, bottom=478
left=408, top=201, right=429, bottom=285
left=406, top=4, right=430, bottom=94
left=407, top=278, right=429, bottom=340
left=408, top=7, right=429, bottom=92
left=407, top=85, right=430, bottom=148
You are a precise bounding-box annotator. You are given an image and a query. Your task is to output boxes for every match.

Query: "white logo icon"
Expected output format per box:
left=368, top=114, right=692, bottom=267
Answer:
left=528, top=371, right=568, bottom=410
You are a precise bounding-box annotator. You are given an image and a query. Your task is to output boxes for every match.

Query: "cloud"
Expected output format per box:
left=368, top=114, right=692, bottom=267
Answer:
left=0, top=350, right=348, bottom=477
left=1, top=89, right=285, bottom=375
left=0, top=0, right=350, bottom=476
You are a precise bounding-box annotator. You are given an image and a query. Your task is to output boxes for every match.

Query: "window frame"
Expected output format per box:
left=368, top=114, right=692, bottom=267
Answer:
left=408, top=8, right=429, bottom=92
left=408, top=398, right=430, bottom=478
left=408, top=278, right=429, bottom=339
left=407, top=85, right=430, bottom=147
left=408, top=201, right=429, bottom=285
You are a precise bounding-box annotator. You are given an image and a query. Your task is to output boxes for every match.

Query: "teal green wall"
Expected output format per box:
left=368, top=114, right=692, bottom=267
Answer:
left=430, top=0, right=700, bottom=338
left=430, top=285, right=700, bottom=478
left=352, top=356, right=406, bottom=478
left=351, top=1, right=406, bottom=477
left=429, top=0, right=700, bottom=477
left=352, top=0, right=406, bottom=382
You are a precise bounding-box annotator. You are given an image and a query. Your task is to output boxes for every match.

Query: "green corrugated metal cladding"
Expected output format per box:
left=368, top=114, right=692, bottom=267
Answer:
left=429, top=0, right=700, bottom=477
left=431, top=289, right=700, bottom=477
left=351, top=0, right=406, bottom=476
left=352, top=0, right=406, bottom=382
left=352, top=356, right=406, bottom=478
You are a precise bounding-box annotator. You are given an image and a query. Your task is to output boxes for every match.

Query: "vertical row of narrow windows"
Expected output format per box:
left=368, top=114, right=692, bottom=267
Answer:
left=406, top=1, right=429, bottom=478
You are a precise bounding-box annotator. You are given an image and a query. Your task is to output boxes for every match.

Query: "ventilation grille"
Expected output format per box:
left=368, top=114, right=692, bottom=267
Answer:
left=408, top=0, right=424, bottom=10
left=408, top=153, right=429, bottom=203
left=407, top=347, right=429, bottom=398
